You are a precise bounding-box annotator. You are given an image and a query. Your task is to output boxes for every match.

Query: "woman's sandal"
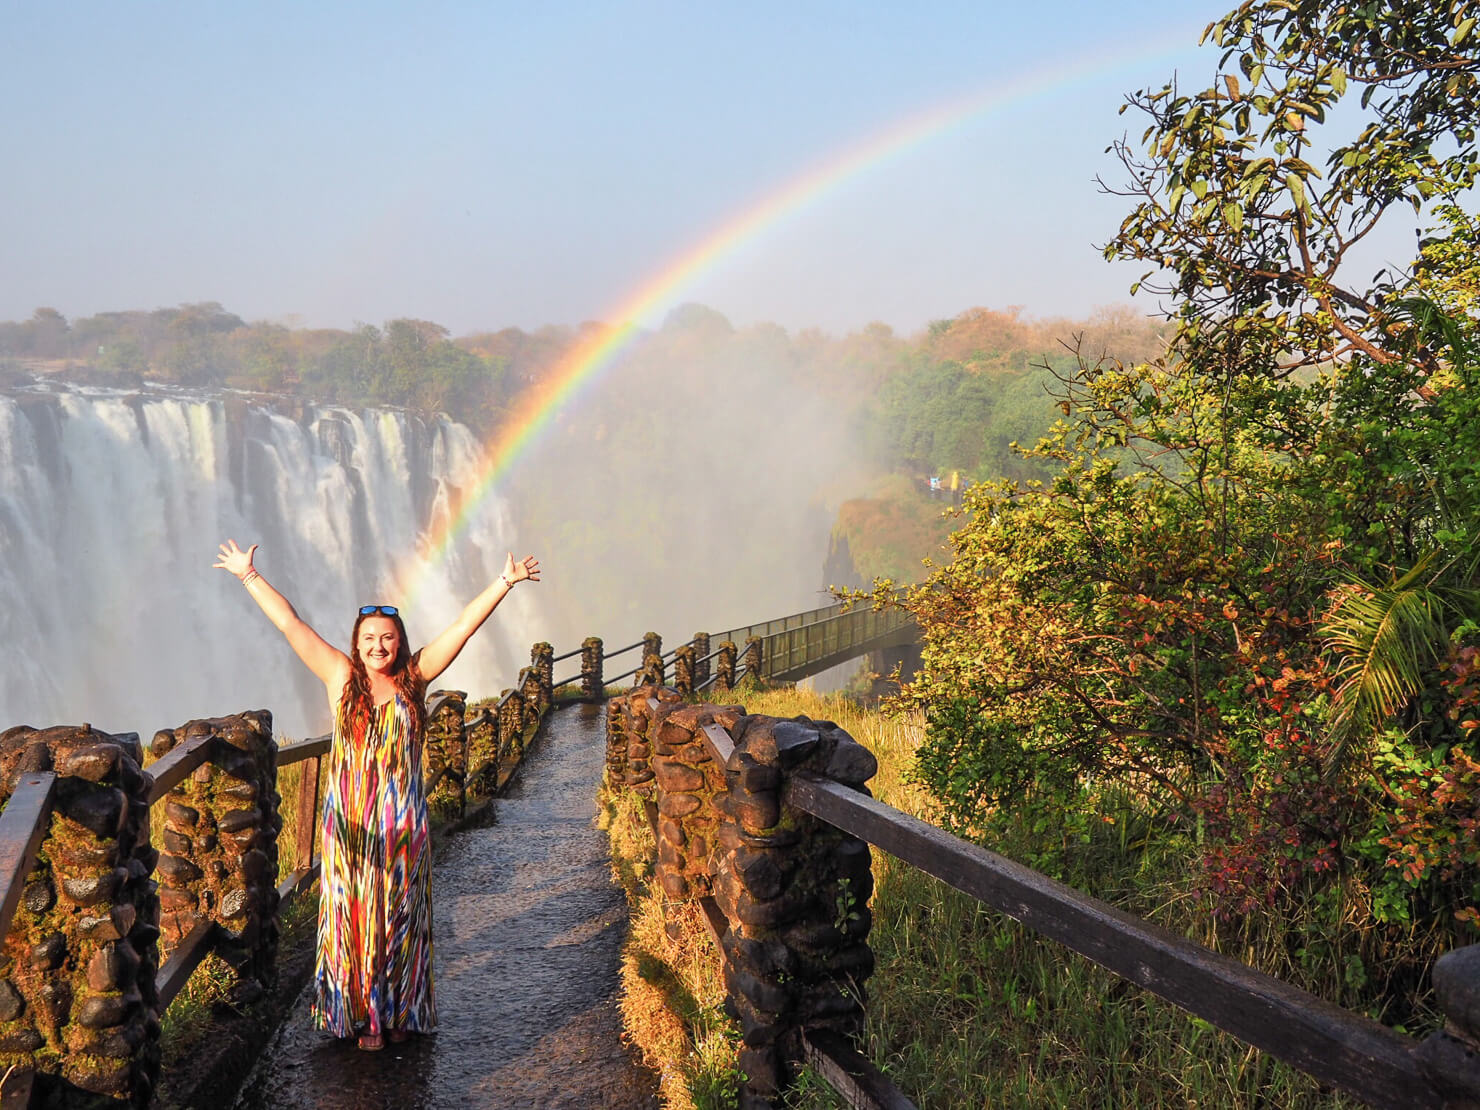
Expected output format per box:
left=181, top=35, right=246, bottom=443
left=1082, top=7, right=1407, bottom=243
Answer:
left=356, top=1032, right=384, bottom=1051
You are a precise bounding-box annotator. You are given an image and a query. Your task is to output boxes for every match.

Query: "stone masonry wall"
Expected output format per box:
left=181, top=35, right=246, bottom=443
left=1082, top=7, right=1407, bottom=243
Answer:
left=151, top=712, right=280, bottom=1006
left=0, top=724, right=159, bottom=1105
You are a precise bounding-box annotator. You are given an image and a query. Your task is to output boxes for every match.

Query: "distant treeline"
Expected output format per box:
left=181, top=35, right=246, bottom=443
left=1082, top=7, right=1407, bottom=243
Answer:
left=0, top=301, right=1163, bottom=475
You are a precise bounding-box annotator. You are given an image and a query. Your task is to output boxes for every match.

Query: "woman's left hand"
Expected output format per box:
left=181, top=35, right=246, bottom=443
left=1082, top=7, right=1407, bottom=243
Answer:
left=502, top=553, right=541, bottom=587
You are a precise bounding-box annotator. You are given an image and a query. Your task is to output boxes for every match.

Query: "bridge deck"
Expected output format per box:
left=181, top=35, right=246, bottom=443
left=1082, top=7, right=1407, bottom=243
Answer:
left=233, top=703, right=659, bottom=1110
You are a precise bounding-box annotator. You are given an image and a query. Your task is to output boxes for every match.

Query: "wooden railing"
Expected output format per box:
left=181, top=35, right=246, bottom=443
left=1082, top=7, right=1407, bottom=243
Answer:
left=553, top=600, right=916, bottom=699
left=609, top=691, right=1480, bottom=1110
left=0, top=641, right=557, bottom=1107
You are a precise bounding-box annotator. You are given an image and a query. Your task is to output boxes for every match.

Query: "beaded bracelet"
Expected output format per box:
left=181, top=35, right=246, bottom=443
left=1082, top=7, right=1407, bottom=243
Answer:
left=241, top=570, right=261, bottom=587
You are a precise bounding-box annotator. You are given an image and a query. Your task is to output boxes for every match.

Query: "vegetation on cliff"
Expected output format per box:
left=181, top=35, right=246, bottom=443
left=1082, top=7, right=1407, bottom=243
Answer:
left=853, top=0, right=1480, bottom=1045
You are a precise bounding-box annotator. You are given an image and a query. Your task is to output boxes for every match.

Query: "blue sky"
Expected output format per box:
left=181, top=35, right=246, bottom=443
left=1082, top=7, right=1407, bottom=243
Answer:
left=3, top=1, right=1324, bottom=336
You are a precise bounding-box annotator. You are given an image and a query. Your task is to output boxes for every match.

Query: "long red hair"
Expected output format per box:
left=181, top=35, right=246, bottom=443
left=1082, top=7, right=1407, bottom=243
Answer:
left=337, top=609, right=427, bottom=739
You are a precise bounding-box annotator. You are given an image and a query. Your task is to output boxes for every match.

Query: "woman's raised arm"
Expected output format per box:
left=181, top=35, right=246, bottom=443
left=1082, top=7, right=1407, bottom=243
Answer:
left=417, top=552, right=540, bottom=683
left=214, top=540, right=349, bottom=689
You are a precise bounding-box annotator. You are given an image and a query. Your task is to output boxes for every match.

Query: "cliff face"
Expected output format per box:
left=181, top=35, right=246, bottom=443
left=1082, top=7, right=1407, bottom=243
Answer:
left=0, top=378, right=537, bottom=740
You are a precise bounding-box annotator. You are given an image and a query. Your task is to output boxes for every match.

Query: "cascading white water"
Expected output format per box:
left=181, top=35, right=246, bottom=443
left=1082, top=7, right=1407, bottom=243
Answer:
left=0, top=381, right=537, bottom=742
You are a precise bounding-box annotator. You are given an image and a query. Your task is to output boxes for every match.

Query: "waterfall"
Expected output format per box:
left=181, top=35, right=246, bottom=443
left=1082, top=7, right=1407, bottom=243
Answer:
left=0, top=381, right=536, bottom=742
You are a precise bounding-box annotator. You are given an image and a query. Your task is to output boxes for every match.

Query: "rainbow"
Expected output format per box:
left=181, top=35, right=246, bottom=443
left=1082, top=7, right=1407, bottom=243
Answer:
left=393, top=28, right=1203, bottom=603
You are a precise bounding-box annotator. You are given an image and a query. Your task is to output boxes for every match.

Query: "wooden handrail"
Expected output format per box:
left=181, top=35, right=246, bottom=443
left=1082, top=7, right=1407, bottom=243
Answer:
left=275, top=734, right=331, bottom=765
left=0, top=773, right=56, bottom=943
left=156, top=918, right=219, bottom=1011
left=146, top=733, right=219, bottom=804
left=782, top=770, right=1446, bottom=1110
left=802, top=1030, right=915, bottom=1110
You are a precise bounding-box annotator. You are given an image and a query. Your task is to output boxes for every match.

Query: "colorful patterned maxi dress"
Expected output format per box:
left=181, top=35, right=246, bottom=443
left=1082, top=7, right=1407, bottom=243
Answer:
left=310, top=693, right=436, bottom=1036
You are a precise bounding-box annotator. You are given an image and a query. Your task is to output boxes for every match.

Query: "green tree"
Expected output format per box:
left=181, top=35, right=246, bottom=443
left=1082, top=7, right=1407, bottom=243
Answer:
left=1104, top=0, right=1480, bottom=375
left=887, top=0, right=1480, bottom=942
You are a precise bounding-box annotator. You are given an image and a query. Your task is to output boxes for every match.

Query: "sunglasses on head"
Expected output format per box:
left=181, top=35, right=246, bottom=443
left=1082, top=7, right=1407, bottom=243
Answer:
left=359, top=605, right=399, bottom=617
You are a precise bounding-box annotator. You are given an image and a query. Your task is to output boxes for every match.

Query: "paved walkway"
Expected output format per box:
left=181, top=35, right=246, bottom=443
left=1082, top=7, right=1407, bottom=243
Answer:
left=233, top=702, right=659, bottom=1110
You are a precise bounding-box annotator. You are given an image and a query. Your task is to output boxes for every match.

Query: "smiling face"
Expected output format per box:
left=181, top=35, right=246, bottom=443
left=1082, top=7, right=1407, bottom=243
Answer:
left=356, top=615, right=402, bottom=675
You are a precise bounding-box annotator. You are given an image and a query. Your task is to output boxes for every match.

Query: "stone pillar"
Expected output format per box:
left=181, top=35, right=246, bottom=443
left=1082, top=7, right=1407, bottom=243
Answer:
left=0, top=724, right=159, bottom=1105
left=692, top=632, right=711, bottom=690
left=465, top=703, right=500, bottom=794
left=673, top=645, right=696, bottom=696
left=605, top=700, right=629, bottom=787
left=716, top=642, right=737, bottom=693
left=641, top=632, right=665, bottom=687
left=614, top=686, right=683, bottom=801
left=152, top=713, right=281, bottom=1006
left=647, top=704, right=744, bottom=900
left=520, top=668, right=543, bottom=723
left=424, top=691, right=467, bottom=815
left=1420, top=944, right=1480, bottom=1100
left=712, top=714, right=878, bottom=1109
left=530, top=642, right=554, bottom=711
left=498, top=692, right=526, bottom=760
left=742, top=636, right=764, bottom=686
left=581, top=637, right=604, bottom=700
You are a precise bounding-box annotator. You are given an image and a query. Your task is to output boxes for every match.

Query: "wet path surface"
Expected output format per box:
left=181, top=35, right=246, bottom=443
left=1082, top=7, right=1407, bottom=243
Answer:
left=233, top=702, right=660, bottom=1110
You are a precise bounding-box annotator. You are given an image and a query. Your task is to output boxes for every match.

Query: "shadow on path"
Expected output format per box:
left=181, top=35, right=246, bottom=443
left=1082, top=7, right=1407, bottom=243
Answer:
left=232, top=702, right=659, bottom=1110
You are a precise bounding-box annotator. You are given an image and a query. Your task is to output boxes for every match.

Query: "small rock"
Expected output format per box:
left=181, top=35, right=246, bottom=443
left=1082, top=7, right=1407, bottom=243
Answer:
left=217, top=808, right=258, bottom=833
left=164, top=800, right=200, bottom=827
left=240, top=849, right=270, bottom=881
left=219, top=887, right=249, bottom=919
left=61, top=866, right=126, bottom=906
left=158, top=888, right=198, bottom=914
left=658, top=792, right=702, bottom=819
left=61, top=786, right=126, bottom=838
left=654, top=760, right=705, bottom=794
left=76, top=992, right=130, bottom=1029
left=824, top=739, right=878, bottom=786
left=0, top=1028, right=42, bottom=1052
left=29, top=932, right=65, bottom=970
left=57, top=744, right=120, bottom=783
left=22, top=879, right=55, bottom=915
left=0, top=980, right=24, bottom=1022
left=160, top=828, right=191, bottom=855
left=155, top=855, right=202, bottom=885
left=86, top=944, right=131, bottom=993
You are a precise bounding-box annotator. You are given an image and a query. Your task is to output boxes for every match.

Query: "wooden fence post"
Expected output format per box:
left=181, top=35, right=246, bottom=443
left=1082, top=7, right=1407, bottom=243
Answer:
left=292, top=754, right=320, bottom=877
left=581, top=637, right=604, bottom=701
left=0, top=724, right=157, bottom=1104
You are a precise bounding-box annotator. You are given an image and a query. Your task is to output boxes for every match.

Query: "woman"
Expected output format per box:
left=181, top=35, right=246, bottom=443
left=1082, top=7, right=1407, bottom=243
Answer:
left=214, top=539, right=540, bottom=1050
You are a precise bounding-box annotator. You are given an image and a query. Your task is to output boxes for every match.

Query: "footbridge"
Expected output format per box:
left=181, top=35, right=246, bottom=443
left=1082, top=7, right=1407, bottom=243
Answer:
left=1, top=598, right=1478, bottom=1109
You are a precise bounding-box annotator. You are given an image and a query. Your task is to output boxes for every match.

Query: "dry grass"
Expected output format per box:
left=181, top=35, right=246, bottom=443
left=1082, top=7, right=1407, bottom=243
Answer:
left=599, top=784, right=741, bottom=1110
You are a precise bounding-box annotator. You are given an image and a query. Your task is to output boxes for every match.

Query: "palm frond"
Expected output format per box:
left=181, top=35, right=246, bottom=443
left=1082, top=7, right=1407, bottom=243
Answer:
left=1320, top=553, right=1476, bottom=777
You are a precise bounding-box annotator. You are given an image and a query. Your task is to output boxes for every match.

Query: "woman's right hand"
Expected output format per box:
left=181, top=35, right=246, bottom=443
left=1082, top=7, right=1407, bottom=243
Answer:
left=214, top=539, right=259, bottom=580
